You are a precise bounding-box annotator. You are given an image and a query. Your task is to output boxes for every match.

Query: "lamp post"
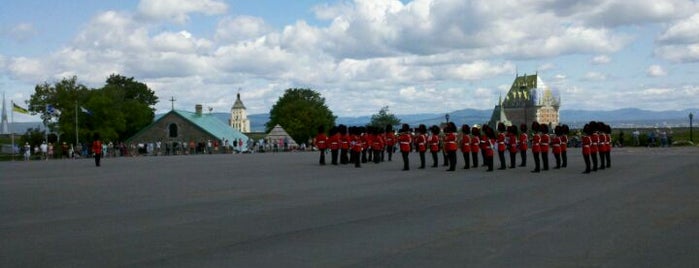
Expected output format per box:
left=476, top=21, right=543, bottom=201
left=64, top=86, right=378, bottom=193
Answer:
left=690, top=112, right=694, bottom=142
left=445, top=113, right=450, bottom=124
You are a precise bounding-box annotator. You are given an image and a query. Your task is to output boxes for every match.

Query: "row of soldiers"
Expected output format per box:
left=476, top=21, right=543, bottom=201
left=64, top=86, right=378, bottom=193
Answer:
left=314, top=120, right=612, bottom=174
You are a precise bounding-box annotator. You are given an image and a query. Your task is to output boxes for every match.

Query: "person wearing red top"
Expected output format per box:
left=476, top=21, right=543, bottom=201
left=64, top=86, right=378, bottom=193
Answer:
left=540, top=124, right=550, bottom=171
left=338, top=125, right=349, bottom=165
left=92, top=133, right=102, bottom=167
left=560, top=125, right=569, bottom=168
left=372, top=127, right=385, bottom=164
left=361, top=127, right=370, bottom=163
left=398, top=124, right=412, bottom=171
left=470, top=127, right=480, bottom=168
left=552, top=125, right=562, bottom=169
left=507, top=125, right=518, bottom=169
left=603, top=123, right=612, bottom=168
left=314, top=126, right=328, bottom=165
left=384, top=125, right=396, bottom=161
left=598, top=122, right=608, bottom=170
left=460, top=124, right=471, bottom=169
left=444, top=122, right=458, bottom=171
left=530, top=121, right=541, bottom=173
left=590, top=121, right=600, bottom=172
left=519, top=124, right=528, bottom=167
left=428, top=125, right=441, bottom=168
left=482, top=125, right=495, bottom=172
left=496, top=123, right=507, bottom=170
left=581, top=123, right=593, bottom=174
left=328, top=126, right=340, bottom=165
left=350, top=126, right=363, bottom=168
left=416, top=124, right=428, bottom=169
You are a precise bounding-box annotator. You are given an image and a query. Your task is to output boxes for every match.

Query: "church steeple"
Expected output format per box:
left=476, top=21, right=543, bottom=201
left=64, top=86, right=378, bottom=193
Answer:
left=229, top=90, right=250, bottom=133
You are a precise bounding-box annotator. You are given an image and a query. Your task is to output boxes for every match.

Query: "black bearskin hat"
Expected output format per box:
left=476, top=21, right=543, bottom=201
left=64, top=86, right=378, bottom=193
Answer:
left=418, top=124, right=427, bottom=134
left=520, top=123, right=528, bottom=133
left=497, top=122, right=506, bottom=132
left=531, top=121, right=540, bottom=132
left=399, top=123, right=411, bottom=133
left=462, top=124, right=471, bottom=134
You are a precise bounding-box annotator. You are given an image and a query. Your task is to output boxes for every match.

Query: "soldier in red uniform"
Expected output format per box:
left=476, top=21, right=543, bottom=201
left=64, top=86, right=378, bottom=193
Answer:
left=384, top=124, right=396, bottom=161
left=560, top=124, right=569, bottom=168
left=361, top=127, right=370, bottom=163
left=398, top=124, right=412, bottom=171
left=603, top=123, right=612, bottom=168
left=314, top=125, right=328, bottom=165
left=582, top=123, right=592, bottom=174
left=540, top=124, right=550, bottom=171
left=351, top=126, right=363, bottom=168
left=328, top=126, right=340, bottom=165
left=429, top=125, right=441, bottom=168
left=507, top=125, right=518, bottom=168
left=552, top=125, right=562, bottom=169
left=372, top=127, right=385, bottom=164
left=590, top=121, right=599, bottom=172
left=470, top=127, right=480, bottom=168
left=416, top=124, right=428, bottom=169
left=482, top=125, right=495, bottom=172
left=444, top=122, right=458, bottom=171
left=519, top=123, right=528, bottom=167
left=530, top=121, right=541, bottom=173
left=338, top=125, right=349, bottom=165
left=460, top=124, right=471, bottom=169
left=598, top=122, right=607, bottom=170
left=496, top=123, right=507, bottom=170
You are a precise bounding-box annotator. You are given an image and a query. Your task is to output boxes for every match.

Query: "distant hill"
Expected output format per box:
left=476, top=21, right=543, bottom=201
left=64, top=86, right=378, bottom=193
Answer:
left=5, top=108, right=695, bottom=135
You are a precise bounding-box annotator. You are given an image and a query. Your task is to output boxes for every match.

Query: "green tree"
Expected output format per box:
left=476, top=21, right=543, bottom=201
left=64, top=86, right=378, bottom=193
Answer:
left=266, top=88, right=336, bottom=144
left=27, top=76, right=89, bottom=143
left=369, top=106, right=401, bottom=129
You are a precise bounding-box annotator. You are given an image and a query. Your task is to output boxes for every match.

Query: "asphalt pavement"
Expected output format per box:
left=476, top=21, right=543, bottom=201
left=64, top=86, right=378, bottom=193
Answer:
left=1, top=147, right=698, bottom=267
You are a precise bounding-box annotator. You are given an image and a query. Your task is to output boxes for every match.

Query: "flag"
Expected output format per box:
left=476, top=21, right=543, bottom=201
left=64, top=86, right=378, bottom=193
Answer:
left=12, top=102, right=29, bottom=114
left=47, top=104, right=61, bottom=116
left=80, top=106, right=92, bottom=115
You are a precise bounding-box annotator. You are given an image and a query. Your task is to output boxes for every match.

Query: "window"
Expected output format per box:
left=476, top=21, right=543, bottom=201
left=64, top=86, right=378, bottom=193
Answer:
left=169, top=123, right=178, bottom=138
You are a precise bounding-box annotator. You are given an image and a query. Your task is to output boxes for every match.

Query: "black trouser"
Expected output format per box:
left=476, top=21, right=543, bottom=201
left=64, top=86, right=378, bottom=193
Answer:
left=542, top=151, right=549, bottom=170
left=373, top=149, right=381, bottom=164
left=331, top=149, right=339, bottom=165
left=471, top=151, right=479, bottom=168
left=532, top=152, right=540, bottom=172
left=362, top=149, right=368, bottom=163
left=605, top=151, right=611, bottom=168
left=340, top=149, right=349, bottom=164
left=554, top=153, right=561, bottom=168
left=447, top=151, right=456, bottom=171
left=519, top=149, right=527, bottom=166
left=352, top=150, right=361, bottom=167
left=401, top=151, right=410, bottom=170
left=583, top=153, right=591, bottom=173
left=94, top=153, right=101, bottom=167
left=591, top=152, right=598, bottom=171
left=462, top=152, right=470, bottom=169
left=498, top=150, right=506, bottom=169
left=486, top=154, right=493, bottom=171
left=509, top=151, right=516, bottom=168
left=561, top=150, right=567, bottom=167
left=419, top=151, right=426, bottom=168
left=481, top=150, right=487, bottom=166
left=442, top=151, right=449, bottom=166
left=319, top=149, right=326, bottom=165
left=599, top=151, right=606, bottom=170
left=386, top=146, right=393, bottom=161
left=431, top=151, right=439, bottom=167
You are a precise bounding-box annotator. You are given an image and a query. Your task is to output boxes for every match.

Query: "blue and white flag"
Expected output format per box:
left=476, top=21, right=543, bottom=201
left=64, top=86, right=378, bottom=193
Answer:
left=46, top=104, right=61, bottom=116
left=80, top=106, right=92, bottom=115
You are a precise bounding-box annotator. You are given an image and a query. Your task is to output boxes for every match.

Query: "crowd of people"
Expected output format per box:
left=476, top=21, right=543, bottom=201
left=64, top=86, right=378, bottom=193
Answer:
left=314, top=121, right=613, bottom=174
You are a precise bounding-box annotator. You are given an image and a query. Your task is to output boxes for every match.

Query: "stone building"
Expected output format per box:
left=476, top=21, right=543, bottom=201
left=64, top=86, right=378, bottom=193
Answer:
left=489, top=73, right=561, bottom=128
left=128, top=104, right=249, bottom=152
left=229, top=93, right=250, bottom=133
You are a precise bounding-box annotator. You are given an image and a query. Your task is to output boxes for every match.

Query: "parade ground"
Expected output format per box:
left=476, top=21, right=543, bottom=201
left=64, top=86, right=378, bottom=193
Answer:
left=1, top=147, right=698, bottom=267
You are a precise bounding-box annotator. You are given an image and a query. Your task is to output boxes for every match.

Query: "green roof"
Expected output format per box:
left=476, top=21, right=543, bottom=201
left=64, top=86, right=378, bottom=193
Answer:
left=172, top=110, right=249, bottom=143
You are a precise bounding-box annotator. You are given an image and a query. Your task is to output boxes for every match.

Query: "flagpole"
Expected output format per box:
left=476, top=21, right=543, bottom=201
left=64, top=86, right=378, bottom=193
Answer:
left=11, top=101, right=15, bottom=161
left=75, top=100, right=79, bottom=148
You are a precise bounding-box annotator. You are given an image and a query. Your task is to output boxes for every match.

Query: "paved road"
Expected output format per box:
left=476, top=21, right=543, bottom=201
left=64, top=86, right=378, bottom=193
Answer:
left=1, top=147, right=698, bottom=267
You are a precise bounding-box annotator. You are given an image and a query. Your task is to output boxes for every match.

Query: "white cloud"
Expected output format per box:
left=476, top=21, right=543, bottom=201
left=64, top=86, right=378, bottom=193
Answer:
left=583, top=72, right=608, bottom=81
left=656, top=13, right=699, bottom=62
left=136, top=0, right=228, bottom=24
left=647, top=65, right=667, bottom=77
left=2, top=23, right=37, bottom=42
left=591, top=55, right=611, bottom=65
left=215, top=16, right=272, bottom=43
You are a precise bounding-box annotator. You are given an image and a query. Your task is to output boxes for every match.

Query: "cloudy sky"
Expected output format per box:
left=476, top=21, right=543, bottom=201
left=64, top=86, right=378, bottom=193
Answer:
left=2, top=0, right=698, bottom=122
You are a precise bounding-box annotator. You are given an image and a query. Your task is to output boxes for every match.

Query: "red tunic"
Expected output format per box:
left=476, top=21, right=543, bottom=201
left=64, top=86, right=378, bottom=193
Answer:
left=371, top=135, right=384, bottom=151
left=470, top=135, right=480, bottom=153
left=444, top=132, right=457, bottom=152
left=416, top=134, right=427, bottom=152
left=340, top=134, right=349, bottom=150
left=591, top=133, right=599, bottom=154
left=329, top=133, right=340, bottom=150
left=552, top=136, right=561, bottom=154
left=519, top=133, right=528, bottom=151
left=582, top=135, right=591, bottom=155
left=315, top=133, right=328, bottom=150
left=460, top=134, right=471, bottom=153
left=560, top=135, right=568, bottom=152
left=385, top=132, right=396, bottom=147
left=531, top=133, right=541, bottom=153
left=540, top=134, right=550, bottom=153
left=508, top=133, right=518, bottom=153
left=429, top=135, right=440, bottom=152
left=398, top=133, right=412, bottom=152
left=497, top=133, right=506, bottom=152
left=484, top=139, right=494, bottom=157
left=351, top=134, right=363, bottom=152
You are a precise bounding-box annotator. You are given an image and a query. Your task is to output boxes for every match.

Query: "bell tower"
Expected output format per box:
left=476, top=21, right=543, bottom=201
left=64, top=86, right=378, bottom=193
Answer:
left=229, top=91, right=250, bottom=133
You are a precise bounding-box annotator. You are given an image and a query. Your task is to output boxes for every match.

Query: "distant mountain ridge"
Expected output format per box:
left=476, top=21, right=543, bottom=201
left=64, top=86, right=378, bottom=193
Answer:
left=5, top=108, right=695, bottom=134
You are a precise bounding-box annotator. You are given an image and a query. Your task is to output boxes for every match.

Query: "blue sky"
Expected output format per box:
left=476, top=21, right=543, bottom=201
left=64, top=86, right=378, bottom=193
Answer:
left=2, top=0, right=698, bottom=122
